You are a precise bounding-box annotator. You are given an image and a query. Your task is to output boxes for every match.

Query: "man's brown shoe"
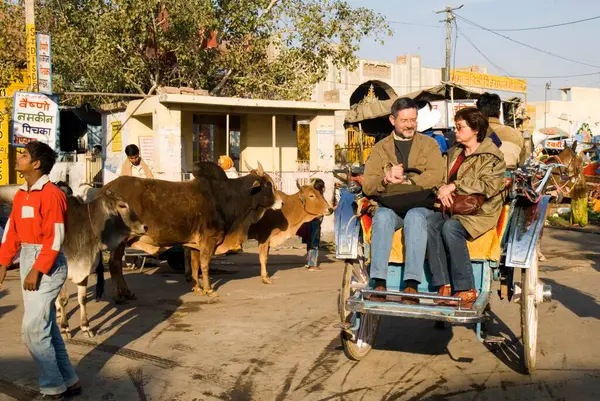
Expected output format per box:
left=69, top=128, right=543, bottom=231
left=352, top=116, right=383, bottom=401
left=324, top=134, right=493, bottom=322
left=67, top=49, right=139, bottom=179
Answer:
left=443, top=289, right=478, bottom=309
left=368, top=285, right=386, bottom=302
left=434, top=284, right=452, bottom=305
left=401, top=287, right=419, bottom=305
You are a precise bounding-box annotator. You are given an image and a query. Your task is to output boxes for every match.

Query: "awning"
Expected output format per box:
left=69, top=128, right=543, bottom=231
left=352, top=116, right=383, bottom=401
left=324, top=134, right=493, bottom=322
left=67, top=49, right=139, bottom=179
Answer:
left=344, top=83, right=482, bottom=124
left=404, top=84, right=482, bottom=103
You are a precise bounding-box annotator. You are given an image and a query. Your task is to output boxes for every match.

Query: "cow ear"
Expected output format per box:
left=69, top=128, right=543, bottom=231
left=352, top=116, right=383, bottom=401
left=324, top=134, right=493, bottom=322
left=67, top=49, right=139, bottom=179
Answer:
left=256, top=161, right=265, bottom=176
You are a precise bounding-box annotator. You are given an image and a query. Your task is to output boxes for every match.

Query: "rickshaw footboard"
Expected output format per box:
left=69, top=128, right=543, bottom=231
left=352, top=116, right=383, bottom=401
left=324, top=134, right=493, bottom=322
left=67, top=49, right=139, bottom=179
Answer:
left=346, top=289, right=491, bottom=324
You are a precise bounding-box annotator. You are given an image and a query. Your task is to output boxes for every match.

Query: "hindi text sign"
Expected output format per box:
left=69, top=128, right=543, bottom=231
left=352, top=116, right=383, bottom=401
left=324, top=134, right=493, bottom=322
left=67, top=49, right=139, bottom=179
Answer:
left=111, top=121, right=123, bottom=152
left=450, top=70, right=527, bottom=94
left=12, top=91, right=58, bottom=148
left=36, top=34, right=53, bottom=94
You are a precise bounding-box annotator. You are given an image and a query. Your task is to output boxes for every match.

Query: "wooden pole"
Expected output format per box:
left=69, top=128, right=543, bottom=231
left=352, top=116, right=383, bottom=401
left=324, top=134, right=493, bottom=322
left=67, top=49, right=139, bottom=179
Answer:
left=25, top=0, right=37, bottom=92
left=272, top=115, right=277, bottom=173
left=226, top=113, right=230, bottom=156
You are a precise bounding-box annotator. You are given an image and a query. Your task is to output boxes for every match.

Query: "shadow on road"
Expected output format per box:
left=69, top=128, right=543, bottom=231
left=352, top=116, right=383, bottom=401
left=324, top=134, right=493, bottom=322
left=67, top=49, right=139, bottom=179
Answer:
left=542, top=277, right=600, bottom=319
left=0, top=289, right=17, bottom=319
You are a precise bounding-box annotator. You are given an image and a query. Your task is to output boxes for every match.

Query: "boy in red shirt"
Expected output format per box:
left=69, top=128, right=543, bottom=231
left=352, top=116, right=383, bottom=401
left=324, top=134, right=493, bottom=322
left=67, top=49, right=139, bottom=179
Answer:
left=0, top=142, right=81, bottom=399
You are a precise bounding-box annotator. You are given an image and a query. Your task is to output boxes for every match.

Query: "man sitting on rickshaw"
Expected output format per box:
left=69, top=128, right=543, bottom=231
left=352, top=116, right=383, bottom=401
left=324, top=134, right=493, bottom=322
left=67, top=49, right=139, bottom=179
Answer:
left=362, top=97, right=444, bottom=303
left=427, top=107, right=507, bottom=308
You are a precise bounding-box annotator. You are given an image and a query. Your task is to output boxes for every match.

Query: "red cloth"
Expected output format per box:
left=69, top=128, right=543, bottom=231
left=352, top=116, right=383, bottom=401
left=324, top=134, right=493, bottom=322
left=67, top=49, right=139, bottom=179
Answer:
left=448, top=152, right=466, bottom=183
left=0, top=176, right=67, bottom=274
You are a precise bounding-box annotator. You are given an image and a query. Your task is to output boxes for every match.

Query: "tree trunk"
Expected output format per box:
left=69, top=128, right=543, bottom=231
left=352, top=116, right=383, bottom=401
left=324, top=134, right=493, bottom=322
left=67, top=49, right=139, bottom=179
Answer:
left=570, top=176, right=588, bottom=227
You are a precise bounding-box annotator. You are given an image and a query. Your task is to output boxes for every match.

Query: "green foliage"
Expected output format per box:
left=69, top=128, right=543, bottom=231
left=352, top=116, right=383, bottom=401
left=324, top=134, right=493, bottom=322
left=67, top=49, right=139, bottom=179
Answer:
left=0, top=0, right=26, bottom=89
left=1, top=0, right=391, bottom=104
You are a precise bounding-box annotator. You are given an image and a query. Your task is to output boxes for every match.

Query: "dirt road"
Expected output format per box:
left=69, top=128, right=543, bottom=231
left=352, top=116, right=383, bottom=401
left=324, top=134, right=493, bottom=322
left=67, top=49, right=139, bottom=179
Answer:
left=0, top=227, right=598, bottom=400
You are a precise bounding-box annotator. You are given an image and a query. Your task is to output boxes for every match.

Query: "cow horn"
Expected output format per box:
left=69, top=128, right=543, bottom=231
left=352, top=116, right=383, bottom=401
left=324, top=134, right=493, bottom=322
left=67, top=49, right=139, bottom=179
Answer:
left=256, top=161, right=265, bottom=176
left=296, top=179, right=302, bottom=190
left=245, top=160, right=255, bottom=172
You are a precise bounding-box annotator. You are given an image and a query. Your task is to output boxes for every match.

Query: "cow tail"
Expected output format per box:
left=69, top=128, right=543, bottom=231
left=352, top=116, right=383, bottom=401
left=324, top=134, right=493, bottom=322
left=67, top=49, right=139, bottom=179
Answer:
left=95, top=253, right=105, bottom=299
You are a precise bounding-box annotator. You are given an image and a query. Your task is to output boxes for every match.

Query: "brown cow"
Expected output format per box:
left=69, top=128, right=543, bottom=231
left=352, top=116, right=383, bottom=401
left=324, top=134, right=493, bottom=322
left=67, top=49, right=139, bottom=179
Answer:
left=246, top=181, right=333, bottom=283
left=98, top=162, right=280, bottom=301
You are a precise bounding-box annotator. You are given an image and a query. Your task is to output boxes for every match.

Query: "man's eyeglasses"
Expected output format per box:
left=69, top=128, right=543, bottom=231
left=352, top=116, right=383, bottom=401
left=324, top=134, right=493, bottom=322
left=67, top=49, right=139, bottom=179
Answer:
left=396, top=118, right=417, bottom=125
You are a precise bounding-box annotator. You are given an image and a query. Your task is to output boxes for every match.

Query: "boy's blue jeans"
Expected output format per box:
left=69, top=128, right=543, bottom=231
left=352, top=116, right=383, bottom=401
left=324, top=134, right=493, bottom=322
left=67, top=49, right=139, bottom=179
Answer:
left=20, top=244, right=79, bottom=396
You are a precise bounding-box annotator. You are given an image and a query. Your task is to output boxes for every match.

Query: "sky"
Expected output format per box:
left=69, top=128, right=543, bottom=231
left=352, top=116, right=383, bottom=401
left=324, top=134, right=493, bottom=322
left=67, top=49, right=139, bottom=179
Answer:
left=350, top=0, right=600, bottom=101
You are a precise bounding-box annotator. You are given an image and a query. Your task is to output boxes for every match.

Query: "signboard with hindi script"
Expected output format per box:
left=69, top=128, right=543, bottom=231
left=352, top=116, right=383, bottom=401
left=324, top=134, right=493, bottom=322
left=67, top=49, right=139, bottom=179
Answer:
left=12, top=91, right=59, bottom=149
left=36, top=33, right=52, bottom=94
left=450, top=70, right=527, bottom=94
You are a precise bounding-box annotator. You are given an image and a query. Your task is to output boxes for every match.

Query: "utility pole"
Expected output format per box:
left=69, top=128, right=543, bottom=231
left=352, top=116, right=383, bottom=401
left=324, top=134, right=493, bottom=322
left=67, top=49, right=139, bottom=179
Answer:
left=25, top=0, right=37, bottom=92
left=435, top=4, right=463, bottom=83
left=544, top=81, right=551, bottom=128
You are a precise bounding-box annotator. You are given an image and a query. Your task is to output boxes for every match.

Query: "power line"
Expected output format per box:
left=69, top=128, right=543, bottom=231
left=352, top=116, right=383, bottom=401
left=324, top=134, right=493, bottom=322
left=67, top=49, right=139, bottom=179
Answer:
left=454, top=13, right=600, bottom=70
left=455, top=24, right=513, bottom=77
left=453, top=21, right=600, bottom=81
left=487, top=14, right=600, bottom=31
left=513, top=71, right=600, bottom=79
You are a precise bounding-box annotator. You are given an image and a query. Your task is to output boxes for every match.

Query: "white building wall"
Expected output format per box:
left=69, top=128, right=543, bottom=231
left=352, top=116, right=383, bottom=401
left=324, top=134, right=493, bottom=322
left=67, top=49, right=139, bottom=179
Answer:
left=529, top=87, right=600, bottom=137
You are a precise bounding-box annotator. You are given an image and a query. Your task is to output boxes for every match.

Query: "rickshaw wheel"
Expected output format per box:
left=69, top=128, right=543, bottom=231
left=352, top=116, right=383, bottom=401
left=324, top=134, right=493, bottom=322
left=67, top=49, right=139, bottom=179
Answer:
left=521, top=246, right=539, bottom=374
left=339, top=249, right=380, bottom=361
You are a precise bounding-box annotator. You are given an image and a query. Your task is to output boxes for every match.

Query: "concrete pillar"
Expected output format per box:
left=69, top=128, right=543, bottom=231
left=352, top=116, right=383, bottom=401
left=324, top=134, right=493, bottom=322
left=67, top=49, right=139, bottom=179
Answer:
left=152, top=103, right=182, bottom=181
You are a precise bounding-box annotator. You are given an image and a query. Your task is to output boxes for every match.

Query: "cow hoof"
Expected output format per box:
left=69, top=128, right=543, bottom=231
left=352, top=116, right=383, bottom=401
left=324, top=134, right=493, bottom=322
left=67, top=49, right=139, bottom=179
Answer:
left=192, top=286, right=202, bottom=293
left=61, top=329, right=72, bottom=341
left=261, top=276, right=273, bottom=284
left=203, top=289, right=219, bottom=297
left=82, top=327, right=95, bottom=338
left=113, top=295, right=128, bottom=305
left=123, top=290, right=137, bottom=300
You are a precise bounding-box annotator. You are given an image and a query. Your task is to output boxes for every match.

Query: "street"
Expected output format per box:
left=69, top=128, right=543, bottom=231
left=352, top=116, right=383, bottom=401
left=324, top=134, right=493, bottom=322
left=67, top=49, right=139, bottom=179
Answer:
left=0, top=227, right=599, bottom=401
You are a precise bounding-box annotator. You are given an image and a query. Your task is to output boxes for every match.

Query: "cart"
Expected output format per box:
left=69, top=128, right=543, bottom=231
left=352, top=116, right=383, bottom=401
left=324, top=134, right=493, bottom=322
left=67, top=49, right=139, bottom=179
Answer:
left=333, top=160, right=559, bottom=374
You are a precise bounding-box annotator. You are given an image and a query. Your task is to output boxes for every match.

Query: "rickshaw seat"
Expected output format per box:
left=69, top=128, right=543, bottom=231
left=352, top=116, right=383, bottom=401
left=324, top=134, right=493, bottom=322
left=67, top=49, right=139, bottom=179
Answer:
left=379, top=206, right=510, bottom=264
left=388, top=226, right=500, bottom=263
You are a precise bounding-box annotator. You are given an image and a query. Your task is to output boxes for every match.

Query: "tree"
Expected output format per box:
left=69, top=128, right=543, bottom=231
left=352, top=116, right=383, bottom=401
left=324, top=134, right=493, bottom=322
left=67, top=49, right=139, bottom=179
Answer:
left=1, top=0, right=391, bottom=103
left=0, top=0, right=26, bottom=90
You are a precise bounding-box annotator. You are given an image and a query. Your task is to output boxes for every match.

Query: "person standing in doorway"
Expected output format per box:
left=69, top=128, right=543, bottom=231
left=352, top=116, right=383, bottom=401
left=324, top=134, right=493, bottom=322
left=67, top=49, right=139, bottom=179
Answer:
left=0, top=141, right=81, bottom=399
left=305, top=178, right=326, bottom=272
left=120, top=144, right=154, bottom=179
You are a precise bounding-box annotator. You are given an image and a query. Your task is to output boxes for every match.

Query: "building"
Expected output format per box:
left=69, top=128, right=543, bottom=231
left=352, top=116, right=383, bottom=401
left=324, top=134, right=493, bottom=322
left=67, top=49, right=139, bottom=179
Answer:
left=529, top=87, right=600, bottom=138
left=100, top=91, right=347, bottom=233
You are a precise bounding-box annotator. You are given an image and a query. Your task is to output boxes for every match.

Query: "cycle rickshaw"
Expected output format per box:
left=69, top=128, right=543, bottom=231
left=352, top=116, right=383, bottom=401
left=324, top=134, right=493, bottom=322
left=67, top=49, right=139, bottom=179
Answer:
left=333, top=159, right=558, bottom=374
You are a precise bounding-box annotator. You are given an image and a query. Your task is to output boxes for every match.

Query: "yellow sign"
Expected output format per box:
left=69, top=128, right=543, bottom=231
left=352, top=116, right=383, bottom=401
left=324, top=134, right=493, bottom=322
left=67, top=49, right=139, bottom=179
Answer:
left=1, top=70, right=28, bottom=184
left=111, top=121, right=123, bottom=152
left=26, top=23, right=38, bottom=91
left=0, top=157, right=8, bottom=185
left=450, top=70, right=527, bottom=94
left=15, top=147, right=25, bottom=185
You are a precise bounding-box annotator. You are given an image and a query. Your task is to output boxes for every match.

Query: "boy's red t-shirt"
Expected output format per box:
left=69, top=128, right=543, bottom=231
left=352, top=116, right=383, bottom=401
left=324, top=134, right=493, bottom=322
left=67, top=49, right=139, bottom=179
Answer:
left=0, top=175, right=67, bottom=274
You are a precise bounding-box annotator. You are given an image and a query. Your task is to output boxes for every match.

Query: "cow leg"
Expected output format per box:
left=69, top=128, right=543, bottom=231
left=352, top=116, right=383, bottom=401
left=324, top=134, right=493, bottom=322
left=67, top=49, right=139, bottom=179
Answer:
left=109, top=242, right=136, bottom=304
left=55, top=284, right=71, bottom=339
left=190, top=249, right=203, bottom=293
left=199, top=244, right=219, bottom=297
left=258, top=241, right=272, bottom=284
left=184, top=248, right=193, bottom=282
left=77, top=278, right=94, bottom=338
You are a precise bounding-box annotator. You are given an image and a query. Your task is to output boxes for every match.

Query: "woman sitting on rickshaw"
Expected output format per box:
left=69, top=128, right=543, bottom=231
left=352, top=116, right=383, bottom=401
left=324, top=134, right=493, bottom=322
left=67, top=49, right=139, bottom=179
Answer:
left=427, top=107, right=507, bottom=308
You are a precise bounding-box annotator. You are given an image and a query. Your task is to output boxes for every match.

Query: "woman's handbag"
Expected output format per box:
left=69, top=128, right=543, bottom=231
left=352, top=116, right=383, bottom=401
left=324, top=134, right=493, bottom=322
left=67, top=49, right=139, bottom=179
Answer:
left=441, top=157, right=485, bottom=216
left=442, top=193, right=485, bottom=216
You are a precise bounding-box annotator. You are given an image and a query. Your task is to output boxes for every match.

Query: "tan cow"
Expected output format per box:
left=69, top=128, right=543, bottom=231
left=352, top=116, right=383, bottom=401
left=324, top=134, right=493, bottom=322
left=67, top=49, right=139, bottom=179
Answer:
left=247, top=181, right=333, bottom=283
